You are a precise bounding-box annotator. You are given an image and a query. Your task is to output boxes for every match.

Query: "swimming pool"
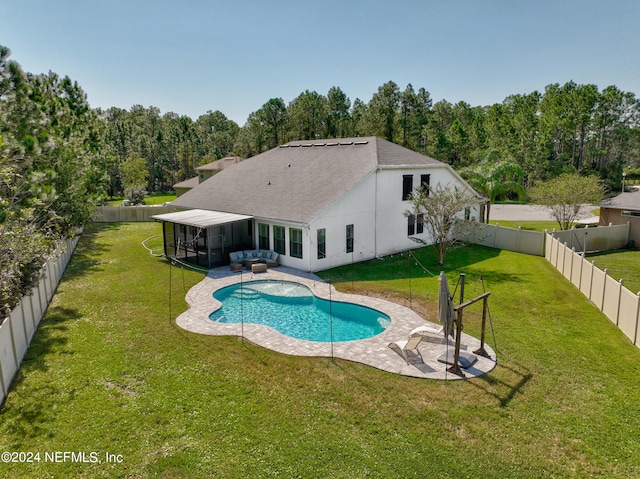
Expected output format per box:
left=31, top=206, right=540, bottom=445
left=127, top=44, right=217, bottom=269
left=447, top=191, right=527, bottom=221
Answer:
left=209, top=280, right=391, bottom=342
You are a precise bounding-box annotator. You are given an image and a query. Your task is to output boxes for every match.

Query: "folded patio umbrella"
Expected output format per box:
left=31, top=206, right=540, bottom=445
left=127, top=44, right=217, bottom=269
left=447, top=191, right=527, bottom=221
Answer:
left=438, top=271, right=456, bottom=339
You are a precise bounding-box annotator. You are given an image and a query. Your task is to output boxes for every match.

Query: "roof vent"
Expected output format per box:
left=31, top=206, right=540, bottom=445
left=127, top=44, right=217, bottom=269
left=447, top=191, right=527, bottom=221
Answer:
left=312, top=143, right=326, bottom=147
left=339, top=141, right=353, bottom=146
left=354, top=141, right=369, bottom=145
left=326, top=142, right=338, bottom=146
left=279, top=144, right=290, bottom=148
left=301, top=143, right=312, bottom=147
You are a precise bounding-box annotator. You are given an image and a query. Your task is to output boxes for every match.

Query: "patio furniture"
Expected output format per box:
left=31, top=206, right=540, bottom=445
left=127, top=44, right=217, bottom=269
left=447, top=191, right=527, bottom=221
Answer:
left=251, top=262, right=268, bottom=273
left=229, top=262, right=242, bottom=272
left=244, top=258, right=260, bottom=269
left=229, top=250, right=280, bottom=267
left=388, top=334, right=424, bottom=365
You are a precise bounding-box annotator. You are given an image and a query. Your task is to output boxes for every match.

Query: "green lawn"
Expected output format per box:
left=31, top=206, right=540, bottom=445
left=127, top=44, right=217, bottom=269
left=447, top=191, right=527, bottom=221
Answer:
left=105, top=193, right=176, bottom=206
left=487, top=220, right=640, bottom=293
left=586, top=248, right=640, bottom=294
left=1, top=223, right=639, bottom=478
left=489, top=219, right=562, bottom=232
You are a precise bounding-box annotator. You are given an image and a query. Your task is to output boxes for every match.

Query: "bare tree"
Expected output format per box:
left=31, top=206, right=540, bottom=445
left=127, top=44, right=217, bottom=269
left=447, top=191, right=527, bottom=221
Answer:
left=406, top=183, right=479, bottom=264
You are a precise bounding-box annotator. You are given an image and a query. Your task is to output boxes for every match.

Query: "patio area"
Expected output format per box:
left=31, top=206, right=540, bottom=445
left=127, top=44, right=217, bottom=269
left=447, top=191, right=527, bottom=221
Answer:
left=176, top=266, right=497, bottom=380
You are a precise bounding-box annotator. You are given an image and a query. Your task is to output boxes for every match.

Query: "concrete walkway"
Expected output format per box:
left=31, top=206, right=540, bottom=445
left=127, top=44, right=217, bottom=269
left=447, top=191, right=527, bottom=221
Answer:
left=176, top=266, right=496, bottom=381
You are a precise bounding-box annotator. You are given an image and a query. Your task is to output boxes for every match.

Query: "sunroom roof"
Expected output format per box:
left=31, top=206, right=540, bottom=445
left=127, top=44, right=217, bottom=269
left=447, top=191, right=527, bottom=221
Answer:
left=151, top=209, right=253, bottom=228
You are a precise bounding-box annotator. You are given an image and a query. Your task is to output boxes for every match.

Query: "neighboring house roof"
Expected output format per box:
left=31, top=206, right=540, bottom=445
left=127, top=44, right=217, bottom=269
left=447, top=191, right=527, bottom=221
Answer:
left=173, top=156, right=244, bottom=190
left=171, top=137, right=459, bottom=224
left=196, top=156, right=243, bottom=172
left=599, top=191, right=640, bottom=211
left=173, top=176, right=200, bottom=189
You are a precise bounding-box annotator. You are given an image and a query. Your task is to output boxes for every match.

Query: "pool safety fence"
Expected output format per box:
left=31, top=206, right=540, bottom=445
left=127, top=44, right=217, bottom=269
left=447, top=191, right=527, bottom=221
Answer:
left=0, top=234, right=80, bottom=404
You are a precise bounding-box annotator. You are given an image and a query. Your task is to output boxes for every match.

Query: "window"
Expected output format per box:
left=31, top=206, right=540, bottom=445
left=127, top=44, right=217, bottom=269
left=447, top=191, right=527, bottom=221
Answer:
left=317, top=228, right=326, bottom=259
left=417, top=214, right=424, bottom=234
left=290, top=228, right=303, bottom=259
left=346, top=224, right=354, bottom=253
left=258, top=223, right=270, bottom=250
left=274, top=226, right=285, bottom=254
left=402, top=175, right=413, bottom=200
left=407, top=215, right=416, bottom=236
left=622, top=210, right=640, bottom=217
left=420, top=174, right=430, bottom=196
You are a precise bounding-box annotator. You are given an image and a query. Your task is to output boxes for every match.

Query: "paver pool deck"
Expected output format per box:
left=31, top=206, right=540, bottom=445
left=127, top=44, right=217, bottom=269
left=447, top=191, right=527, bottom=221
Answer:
left=176, top=266, right=497, bottom=380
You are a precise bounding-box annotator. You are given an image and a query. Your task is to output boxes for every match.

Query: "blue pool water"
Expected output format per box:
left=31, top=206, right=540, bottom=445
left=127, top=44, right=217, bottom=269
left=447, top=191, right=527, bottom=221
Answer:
left=209, top=280, right=390, bottom=342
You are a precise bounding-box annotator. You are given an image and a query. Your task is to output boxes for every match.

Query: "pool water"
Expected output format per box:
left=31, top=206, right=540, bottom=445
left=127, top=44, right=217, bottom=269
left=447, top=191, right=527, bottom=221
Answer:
left=209, top=280, right=390, bottom=342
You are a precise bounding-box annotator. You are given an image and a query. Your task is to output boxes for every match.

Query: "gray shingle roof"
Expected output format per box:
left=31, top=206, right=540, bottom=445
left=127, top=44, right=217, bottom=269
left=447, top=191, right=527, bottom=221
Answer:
left=600, top=190, right=640, bottom=211
left=171, top=137, right=445, bottom=223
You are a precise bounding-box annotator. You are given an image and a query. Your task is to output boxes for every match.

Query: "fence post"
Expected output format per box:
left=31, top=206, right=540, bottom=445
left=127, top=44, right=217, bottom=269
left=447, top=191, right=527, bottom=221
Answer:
left=616, top=279, right=624, bottom=326
left=578, top=251, right=584, bottom=291
left=601, top=268, right=608, bottom=312
left=0, top=342, right=6, bottom=400
left=7, top=310, right=19, bottom=368
left=25, top=291, right=36, bottom=335
left=634, top=292, right=640, bottom=346
left=589, top=261, right=595, bottom=301
left=570, top=247, right=575, bottom=283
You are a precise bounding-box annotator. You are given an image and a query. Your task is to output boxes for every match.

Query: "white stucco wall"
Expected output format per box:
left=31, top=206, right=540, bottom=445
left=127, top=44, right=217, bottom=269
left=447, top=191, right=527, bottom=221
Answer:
left=252, top=164, right=482, bottom=272
left=373, top=165, right=479, bottom=257
left=307, top=172, right=378, bottom=272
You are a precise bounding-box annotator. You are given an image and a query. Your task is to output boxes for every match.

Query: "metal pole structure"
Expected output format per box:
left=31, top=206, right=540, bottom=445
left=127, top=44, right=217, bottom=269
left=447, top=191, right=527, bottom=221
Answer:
left=448, top=274, right=465, bottom=377
left=240, top=270, right=244, bottom=341
left=473, top=296, right=490, bottom=358
left=329, top=281, right=334, bottom=359
left=409, top=260, right=413, bottom=310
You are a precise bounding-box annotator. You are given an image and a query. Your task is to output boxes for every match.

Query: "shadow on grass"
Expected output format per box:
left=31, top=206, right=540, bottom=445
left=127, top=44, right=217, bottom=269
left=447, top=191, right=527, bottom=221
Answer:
left=17, top=305, right=81, bottom=373
left=472, top=361, right=533, bottom=408
left=319, top=244, right=525, bottom=287
left=1, top=305, right=80, bottom=426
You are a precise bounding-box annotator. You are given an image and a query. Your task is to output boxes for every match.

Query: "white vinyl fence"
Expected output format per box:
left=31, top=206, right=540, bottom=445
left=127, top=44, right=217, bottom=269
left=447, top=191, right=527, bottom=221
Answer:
left=0, top=235, right=80, bottom=403
left=467, top=223, right=546, bottom=256
left=94, top=205, right=179, bottom=222
left=468, top=222, right=630, bottom=256
left=545, top=232, right=639, bottom=348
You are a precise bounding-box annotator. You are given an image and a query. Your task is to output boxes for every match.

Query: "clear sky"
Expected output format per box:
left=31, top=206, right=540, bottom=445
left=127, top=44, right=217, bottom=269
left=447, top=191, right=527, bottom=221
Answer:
left=4, top=0, right=640, bottom=125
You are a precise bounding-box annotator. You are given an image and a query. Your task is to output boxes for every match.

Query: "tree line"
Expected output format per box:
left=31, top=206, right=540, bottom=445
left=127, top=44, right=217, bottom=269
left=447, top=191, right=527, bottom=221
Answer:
left=1, top=46, right=107, bottom=310
left=102, top=81, right=640, bottom=196
left=2, top=44, right=640, bottom=308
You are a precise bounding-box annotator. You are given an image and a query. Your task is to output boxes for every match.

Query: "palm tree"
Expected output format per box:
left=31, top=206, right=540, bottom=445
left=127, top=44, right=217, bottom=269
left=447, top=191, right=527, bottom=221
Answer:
left=460, top=158, right=524, bottom=223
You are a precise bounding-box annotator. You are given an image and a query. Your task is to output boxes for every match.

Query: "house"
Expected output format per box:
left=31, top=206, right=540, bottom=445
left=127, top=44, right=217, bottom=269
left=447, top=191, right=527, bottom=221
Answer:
left=154, top=137, right=483, bottom=271
left=174, top=156, right=244, bottom=197
left=599, top=190, right=640, bottom=246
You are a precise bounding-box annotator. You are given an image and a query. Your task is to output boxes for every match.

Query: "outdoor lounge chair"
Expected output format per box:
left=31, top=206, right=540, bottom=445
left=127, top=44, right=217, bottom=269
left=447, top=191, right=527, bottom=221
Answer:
left=410, top=324, right=444, bottom=338
left=389, top=334, right=424, bottom=365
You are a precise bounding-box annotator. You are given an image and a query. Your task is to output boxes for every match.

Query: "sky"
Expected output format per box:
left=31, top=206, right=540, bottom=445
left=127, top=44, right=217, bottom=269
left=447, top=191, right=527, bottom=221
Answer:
left=4, top=0, right=640, bottom=126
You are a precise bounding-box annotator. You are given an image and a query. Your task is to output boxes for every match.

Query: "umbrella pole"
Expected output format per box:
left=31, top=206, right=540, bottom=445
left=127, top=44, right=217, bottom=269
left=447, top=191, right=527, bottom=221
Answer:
left=448, top=274, right=465, bottom=377
left=473, top=296, right=490, bottom=358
